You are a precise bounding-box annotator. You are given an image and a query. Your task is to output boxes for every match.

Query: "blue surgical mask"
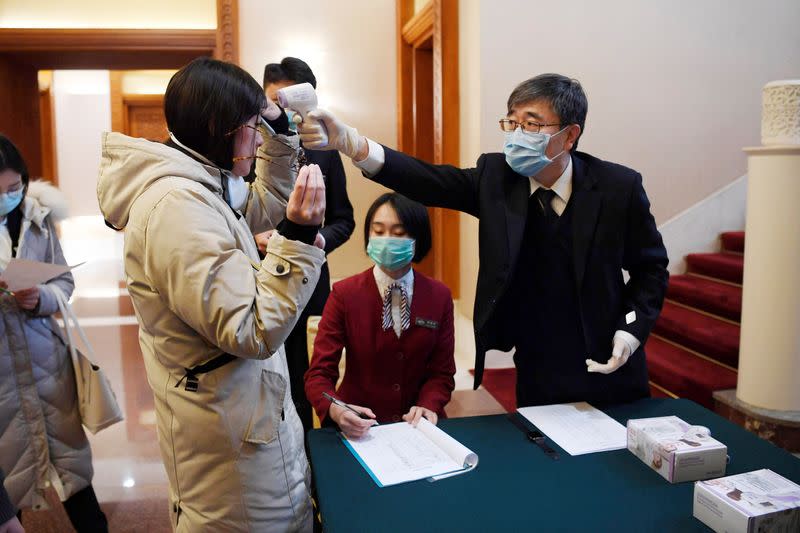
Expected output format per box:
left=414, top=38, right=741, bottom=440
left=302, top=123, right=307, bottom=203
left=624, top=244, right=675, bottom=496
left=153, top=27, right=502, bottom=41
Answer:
left=0, top=189, right=23, bottom=217
left=503, top=127, right=566, bottom=177
left=367, top=237, right=415, bottom=271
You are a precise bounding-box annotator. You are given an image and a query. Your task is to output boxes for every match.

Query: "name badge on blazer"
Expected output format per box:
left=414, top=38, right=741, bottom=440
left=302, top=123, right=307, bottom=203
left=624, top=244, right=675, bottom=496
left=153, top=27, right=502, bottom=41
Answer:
left=415, top=318, right=439, bottom=330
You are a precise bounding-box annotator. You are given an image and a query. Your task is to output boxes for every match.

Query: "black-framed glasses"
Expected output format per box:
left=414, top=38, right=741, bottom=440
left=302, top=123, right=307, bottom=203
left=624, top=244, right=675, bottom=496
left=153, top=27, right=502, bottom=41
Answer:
left=499, top=118, right=561, bottom=134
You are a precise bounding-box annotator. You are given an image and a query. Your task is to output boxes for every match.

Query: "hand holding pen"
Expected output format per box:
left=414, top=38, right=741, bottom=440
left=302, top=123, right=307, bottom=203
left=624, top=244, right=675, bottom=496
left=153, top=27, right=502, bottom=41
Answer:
left=0, top=281, right=14, bottom=297
left=324, top=392, right=378, bottom=439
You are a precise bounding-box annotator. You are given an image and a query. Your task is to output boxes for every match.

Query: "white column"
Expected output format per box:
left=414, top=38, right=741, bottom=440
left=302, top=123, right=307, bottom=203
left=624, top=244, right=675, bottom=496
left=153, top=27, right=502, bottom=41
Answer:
left=737, top=145, right=800, bottom=410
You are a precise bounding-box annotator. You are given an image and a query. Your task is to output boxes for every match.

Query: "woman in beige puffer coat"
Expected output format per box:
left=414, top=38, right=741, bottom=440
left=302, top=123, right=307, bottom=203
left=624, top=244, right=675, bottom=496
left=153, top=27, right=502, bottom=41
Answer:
left=97, top=57, right=327, bottom=532
left=0, top=134, right=108, bottom=532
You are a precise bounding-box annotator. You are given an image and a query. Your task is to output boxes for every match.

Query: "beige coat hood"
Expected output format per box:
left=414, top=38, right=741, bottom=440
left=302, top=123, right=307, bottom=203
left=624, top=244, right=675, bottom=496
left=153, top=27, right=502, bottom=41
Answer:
left=98, top=132, right=228, bottom=230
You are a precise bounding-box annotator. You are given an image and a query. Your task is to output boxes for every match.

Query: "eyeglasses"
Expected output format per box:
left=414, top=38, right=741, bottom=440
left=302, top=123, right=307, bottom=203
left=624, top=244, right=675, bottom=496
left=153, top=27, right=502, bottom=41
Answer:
left=499, top=118, right=562, bottom=134
left=0, top=182, right=24, bottom=195
left=227, top=120, right=309, bottom=172
left=225, top=123, right=260, bottom=137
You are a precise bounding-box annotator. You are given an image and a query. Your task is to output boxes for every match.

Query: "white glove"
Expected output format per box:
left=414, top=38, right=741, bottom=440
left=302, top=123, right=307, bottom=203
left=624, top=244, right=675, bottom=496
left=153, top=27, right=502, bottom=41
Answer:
left=262, top=98, right=281, bottom=120
left=295, top=108, right=363, bottom=159
left=586, top=334, right=633, bottom=374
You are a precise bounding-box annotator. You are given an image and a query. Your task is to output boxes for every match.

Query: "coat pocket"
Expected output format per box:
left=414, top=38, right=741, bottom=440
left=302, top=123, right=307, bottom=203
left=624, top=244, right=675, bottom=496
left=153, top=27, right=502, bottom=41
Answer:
left=243, top=369, right=287, bottom=445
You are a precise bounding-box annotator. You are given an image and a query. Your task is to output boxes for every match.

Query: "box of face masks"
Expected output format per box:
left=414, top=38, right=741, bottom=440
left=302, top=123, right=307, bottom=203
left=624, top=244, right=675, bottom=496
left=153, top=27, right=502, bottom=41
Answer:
left=693, top=469, right=800, bottom=532
left=626, top=416, right=727, bottom=483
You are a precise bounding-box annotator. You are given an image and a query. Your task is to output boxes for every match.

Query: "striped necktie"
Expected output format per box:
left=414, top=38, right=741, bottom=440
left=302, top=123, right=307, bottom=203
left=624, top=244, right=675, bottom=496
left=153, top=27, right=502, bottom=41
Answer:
left=382, top=282, right=411, bottom=333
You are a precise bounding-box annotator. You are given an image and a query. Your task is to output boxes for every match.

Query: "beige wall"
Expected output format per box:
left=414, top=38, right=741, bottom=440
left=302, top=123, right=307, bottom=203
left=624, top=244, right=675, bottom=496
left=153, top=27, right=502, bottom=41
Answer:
left=239, top=0, right=397, bottom=281
left=458, top=0, right=481, bottom=319
left=120, top=70, right=176, bottom=94
left=478, top=0, right=800, bottom=224
left=0, top=0, right=215, bottom=28
left=52, top=70, right=111, bottom=217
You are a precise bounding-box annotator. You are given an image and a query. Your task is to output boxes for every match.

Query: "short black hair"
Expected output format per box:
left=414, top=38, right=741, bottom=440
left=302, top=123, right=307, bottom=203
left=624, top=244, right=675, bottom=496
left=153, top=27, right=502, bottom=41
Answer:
left=165, top=57, right=267, bottom=171
left=263, top=57, right=317, bottom=89
left=507, top=73, right=588, bottom=150
left=0, top=134, right=29, bottom=189
left=364, top=193, right=431, bottom=263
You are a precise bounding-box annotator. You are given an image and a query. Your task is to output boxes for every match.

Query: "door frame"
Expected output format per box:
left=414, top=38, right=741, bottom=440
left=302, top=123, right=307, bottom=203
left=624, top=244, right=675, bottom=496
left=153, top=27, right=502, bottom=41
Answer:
left=0, top=0, right=237, bottom=179
left=396, top=0, right=460, bottom=297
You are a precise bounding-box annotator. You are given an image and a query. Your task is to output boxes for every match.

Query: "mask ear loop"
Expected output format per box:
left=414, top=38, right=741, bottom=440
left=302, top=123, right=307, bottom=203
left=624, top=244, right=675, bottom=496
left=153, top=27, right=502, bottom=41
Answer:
left=547, top=126, right=572, bottom=163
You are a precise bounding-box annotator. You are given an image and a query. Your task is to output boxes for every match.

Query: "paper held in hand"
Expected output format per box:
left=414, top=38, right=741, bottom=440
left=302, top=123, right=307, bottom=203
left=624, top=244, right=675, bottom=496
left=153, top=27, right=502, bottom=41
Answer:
left=517, top=402, right=628, bottom=456
left=0, top=258, right=83, bottom=291
left=341, top=418, right=479, bottom=487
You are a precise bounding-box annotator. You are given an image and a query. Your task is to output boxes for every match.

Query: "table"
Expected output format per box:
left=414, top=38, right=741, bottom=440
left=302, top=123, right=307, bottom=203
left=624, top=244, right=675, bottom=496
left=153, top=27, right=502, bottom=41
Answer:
left=308, top=399, right=800, bottom=532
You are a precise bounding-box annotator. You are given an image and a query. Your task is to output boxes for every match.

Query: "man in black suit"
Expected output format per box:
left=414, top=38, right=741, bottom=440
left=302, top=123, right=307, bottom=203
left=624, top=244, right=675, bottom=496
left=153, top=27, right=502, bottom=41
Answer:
left=259, top=58, right=355, bottom=432
left=297, top=73, right=668, bottom=407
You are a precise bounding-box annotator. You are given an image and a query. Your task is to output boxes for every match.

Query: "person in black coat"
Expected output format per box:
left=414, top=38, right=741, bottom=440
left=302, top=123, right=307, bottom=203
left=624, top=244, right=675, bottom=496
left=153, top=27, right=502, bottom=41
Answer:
left=295, top=73, right=669, bottom=408
left=257, top=57, right=355, bottom=432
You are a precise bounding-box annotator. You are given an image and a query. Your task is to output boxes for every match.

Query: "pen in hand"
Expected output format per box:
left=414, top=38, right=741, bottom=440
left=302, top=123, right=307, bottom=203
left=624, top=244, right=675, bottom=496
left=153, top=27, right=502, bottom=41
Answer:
left=0, top=286, right=15, bottom=297
left=323, top=392, right=379, bottom=426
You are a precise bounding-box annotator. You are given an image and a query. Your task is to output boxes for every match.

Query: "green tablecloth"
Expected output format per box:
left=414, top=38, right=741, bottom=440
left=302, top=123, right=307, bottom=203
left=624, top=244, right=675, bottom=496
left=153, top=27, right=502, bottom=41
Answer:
left=308, top=399, right=800, bottom=532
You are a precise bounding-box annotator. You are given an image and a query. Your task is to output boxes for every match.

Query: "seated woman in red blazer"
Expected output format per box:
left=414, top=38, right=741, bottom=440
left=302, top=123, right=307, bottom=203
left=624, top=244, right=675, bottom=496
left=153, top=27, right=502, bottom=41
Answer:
left=305, top=193, right=455, bottom=439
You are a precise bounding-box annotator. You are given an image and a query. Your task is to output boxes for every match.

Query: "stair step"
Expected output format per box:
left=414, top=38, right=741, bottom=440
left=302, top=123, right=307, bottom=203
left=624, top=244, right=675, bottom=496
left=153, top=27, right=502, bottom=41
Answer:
left=646, top=336, right=738, bottom=409
left=721, top=231, right=745, bottom=253
left=649, top=382, right=677, bottom=399
left=686, top=252, right=744, bottom=284
left=653, top=301, right=740, bottom=368
left=667, top=275, right=742, bottom=321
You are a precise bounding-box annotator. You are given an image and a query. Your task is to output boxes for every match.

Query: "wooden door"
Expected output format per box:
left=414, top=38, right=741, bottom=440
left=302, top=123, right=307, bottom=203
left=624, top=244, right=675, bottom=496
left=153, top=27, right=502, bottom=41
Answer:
left=397, top=0, right=460, bottom=297
left=38, top=80, right=58, bottom=184
left=124, top=95, right=168, bottom=142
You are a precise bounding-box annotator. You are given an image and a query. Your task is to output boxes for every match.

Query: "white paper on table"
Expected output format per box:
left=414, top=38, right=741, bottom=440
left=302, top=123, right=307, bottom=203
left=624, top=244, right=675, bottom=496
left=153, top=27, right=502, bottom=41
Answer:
left=517, top=402, right=627, bottom=456
left=0, top=258, right=82, bottom=291
left=341, top=418, right=478, bottom=487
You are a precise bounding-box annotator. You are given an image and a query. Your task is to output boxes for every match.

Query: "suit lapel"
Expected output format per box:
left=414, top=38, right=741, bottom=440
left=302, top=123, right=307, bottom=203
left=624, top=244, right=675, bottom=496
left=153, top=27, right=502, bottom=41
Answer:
left=570, top=155, right=602, bottom=291
left=503, top=167, right=530, bottom=271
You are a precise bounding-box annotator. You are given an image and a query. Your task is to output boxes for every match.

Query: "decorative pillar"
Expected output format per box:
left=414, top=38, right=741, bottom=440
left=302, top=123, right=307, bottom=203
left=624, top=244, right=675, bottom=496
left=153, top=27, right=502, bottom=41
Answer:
left=715, top=80, right=800, bottom=451
left=737, top=80, right=800, bottom=411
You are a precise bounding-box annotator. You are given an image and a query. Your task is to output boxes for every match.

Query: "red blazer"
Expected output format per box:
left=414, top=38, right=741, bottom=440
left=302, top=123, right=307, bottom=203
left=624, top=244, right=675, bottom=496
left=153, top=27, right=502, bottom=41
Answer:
left=304, top=268, right=455, bottom=424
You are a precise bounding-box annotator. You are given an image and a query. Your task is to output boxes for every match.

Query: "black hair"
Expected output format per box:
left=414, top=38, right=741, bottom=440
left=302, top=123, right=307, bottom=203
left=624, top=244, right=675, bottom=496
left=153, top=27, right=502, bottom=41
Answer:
left=263, top=57, right=317, bottom=89
left=164, top=57, right=267, bottom=171
left=507, top=73, right=588, bottom=150
left=363, top=193, right=431, bottom=263
left=0, top=134, right=30, bottom=255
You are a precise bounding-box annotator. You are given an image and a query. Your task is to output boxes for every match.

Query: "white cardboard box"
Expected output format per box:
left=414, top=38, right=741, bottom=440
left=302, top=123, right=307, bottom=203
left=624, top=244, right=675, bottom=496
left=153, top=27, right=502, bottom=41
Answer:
left=627, top=416, right=727, bottom=483
left=693, top=469, right=800, bottom=532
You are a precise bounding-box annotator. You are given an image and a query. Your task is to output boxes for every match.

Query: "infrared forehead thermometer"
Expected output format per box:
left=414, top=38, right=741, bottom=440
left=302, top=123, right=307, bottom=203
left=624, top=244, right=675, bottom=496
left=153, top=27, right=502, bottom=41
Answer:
left=276, top=82, right=318, bottom=120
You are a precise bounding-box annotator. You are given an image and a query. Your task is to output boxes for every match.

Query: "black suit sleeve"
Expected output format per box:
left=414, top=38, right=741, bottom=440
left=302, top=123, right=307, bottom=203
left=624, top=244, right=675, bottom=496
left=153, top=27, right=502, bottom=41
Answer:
left=0, top=469, right=16, bottom=524
left=319, top=151, right=355, bottom=254
left=368, top=146, right=482, bottom=217
left=617, top=173, right=669, bottom=343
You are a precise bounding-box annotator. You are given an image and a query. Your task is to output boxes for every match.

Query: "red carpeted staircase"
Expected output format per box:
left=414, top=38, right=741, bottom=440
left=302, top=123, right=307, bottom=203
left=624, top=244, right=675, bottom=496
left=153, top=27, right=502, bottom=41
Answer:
left=646, top=231, right=744, bottom=409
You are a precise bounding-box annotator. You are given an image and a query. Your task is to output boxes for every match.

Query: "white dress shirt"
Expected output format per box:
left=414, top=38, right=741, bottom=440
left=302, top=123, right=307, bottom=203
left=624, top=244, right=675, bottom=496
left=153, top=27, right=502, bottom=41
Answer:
left=529, top=157, right=573, bottom=215
left=373, top=265, right=414, bottom=338
left=355, top=141, right=640, bottom=354
left=0, top=217, right=11, bottom=271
